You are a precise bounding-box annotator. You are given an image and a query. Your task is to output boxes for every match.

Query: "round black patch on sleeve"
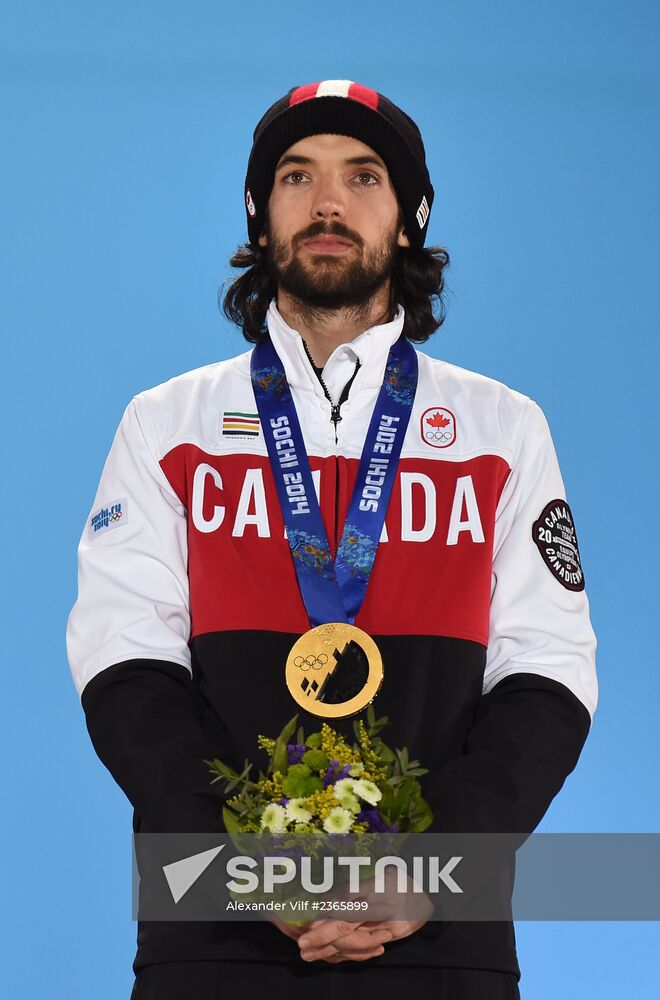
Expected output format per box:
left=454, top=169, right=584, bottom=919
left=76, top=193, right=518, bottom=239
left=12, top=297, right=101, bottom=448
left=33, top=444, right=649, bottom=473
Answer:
left=532, top=499, right=585, bottom=592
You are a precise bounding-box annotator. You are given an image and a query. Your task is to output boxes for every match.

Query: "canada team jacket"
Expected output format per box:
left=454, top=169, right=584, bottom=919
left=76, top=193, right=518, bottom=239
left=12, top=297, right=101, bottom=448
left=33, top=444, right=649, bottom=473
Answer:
left=66, top=302, right=598, bottom=976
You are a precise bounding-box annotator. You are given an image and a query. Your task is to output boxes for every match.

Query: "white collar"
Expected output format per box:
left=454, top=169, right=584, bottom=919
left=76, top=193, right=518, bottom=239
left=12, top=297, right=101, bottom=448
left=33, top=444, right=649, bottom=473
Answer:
left=265, top=299, right=406, bottom=397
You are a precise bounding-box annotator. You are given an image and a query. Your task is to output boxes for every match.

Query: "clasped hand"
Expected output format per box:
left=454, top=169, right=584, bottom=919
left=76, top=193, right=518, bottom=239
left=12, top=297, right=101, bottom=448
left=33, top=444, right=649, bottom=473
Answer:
left=271, top=872, right=433, bottom=964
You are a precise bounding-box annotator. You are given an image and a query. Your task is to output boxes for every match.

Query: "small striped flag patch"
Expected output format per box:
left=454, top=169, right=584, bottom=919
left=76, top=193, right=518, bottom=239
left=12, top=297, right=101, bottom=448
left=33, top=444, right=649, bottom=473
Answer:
left=222, top=411, right=260, bottom=437
left=416, top=195, right=430, bottom=229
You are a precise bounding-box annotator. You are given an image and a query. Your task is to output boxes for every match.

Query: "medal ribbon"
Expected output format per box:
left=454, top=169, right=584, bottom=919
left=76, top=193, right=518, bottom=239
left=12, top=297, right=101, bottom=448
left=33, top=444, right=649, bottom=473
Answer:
left=251, top=333, right=418, bottom=626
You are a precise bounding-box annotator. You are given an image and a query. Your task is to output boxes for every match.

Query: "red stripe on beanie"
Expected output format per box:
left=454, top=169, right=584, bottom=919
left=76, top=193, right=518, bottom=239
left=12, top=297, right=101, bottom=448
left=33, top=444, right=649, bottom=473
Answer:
left=347, top=82, right=379, bottom=110
left=289, top=81, right=379, bottom=110
left=289, top=82, right=320, bottom=106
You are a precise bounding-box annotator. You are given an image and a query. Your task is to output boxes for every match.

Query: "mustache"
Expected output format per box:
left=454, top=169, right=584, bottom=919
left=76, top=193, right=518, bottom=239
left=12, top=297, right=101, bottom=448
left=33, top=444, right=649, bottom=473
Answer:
left=292, top=221, right=364, bottom=251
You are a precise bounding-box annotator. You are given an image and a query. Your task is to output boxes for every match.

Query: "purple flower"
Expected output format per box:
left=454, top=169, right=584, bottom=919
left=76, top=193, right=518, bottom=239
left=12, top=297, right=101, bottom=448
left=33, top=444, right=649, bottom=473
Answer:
left=357, top=807, right=397, bottom=833
left=286, top=744, right=307, bottom=765
left=279, top=797, right=290, bottom=806
left=335, top=763, right=353, bottom=782
left=322, top=759, right=341, bottom=788
left=271, top=841, right=306, bottom=861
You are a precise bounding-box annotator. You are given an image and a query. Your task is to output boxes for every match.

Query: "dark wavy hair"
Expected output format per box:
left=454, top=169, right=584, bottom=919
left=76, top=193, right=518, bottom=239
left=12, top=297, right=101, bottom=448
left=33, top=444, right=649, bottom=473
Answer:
left=221, top=239, right=451, bottom=344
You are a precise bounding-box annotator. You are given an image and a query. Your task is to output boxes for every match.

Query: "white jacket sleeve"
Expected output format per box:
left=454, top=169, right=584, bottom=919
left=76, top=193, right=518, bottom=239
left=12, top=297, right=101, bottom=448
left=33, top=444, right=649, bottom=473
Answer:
left=484, top=399, right=598, bottom=717
left=66, top=396, right=192, bottom=698
left=424, top=400, right=596, bottom=837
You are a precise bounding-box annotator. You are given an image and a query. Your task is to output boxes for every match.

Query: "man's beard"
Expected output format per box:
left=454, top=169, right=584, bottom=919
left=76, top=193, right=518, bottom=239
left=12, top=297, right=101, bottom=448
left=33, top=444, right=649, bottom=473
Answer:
left=265, top=219, right=400, bottom=313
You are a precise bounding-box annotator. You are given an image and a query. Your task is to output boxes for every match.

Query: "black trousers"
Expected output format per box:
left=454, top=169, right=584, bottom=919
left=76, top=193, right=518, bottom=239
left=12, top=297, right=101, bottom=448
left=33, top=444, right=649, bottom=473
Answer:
left=130, top=960, right=521, bottom=999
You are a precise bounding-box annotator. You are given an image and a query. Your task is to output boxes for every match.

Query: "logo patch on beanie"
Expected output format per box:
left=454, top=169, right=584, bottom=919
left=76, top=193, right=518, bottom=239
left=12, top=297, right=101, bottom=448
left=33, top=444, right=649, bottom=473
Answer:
left=289, top=80, right=379, bottom=111
left=416, top=196, right=429, bottom=229
left=246, top=189, right=256, bottom=218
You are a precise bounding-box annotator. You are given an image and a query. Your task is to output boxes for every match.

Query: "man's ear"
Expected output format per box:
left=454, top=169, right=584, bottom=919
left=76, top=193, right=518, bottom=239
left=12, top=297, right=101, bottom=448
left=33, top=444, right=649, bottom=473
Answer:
left=397, top=227, right=411, bottom=248
left=258, top=232, right=268, bottom=248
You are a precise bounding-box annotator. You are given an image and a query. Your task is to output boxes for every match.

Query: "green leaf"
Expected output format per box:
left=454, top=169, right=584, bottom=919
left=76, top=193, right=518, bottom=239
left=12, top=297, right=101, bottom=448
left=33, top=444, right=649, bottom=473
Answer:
left=222, top=806, right=242, bottom=834
left=296, top=726, right=305, bottom=745
left=394, top=777, right=414, bottom=812
left=370, top=715, right=389, bottom=735
left=271, top=715, right=299, bottom=775
left=367, top=704, right=376, bottom=728
left=205, top=758, right=239, bottom=778
left=305, top=732, right=322, bottom=749
left=378, top=783, right=397, bottom=814
left=407, top=791, right=433, bottom=833
left=204, top=757, right=247, bottom=788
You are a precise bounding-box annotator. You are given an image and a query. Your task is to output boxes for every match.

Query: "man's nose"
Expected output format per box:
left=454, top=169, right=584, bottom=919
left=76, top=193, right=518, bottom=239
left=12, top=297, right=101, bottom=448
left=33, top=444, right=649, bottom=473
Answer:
left=311, top=177, right=345, bottom=221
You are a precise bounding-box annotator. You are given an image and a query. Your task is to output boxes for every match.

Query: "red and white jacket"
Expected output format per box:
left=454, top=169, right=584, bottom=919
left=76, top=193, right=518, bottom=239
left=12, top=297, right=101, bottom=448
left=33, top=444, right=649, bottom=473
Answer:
left=67, top=302, right=597, bottom=974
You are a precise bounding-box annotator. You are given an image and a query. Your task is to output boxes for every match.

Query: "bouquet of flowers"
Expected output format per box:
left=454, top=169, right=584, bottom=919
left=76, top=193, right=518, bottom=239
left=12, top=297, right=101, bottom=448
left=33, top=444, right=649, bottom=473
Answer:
left=204, top=705, right=433, bottom=837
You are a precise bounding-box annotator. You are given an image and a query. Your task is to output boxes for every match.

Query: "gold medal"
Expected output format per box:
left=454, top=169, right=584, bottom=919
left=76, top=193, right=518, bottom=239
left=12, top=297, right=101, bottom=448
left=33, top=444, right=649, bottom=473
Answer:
left=285, top=622, right=383, bottom=719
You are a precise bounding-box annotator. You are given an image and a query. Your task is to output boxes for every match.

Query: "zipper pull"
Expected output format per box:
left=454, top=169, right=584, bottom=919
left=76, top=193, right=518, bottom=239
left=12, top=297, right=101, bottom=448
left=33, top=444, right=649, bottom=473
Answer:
left=330, top=404, right=342, bottom=425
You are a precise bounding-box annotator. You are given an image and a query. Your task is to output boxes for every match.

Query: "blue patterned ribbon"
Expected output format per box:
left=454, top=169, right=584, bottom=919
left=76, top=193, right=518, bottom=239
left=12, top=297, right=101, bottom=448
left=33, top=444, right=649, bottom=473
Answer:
left=251, top=334, right=418, bottom=626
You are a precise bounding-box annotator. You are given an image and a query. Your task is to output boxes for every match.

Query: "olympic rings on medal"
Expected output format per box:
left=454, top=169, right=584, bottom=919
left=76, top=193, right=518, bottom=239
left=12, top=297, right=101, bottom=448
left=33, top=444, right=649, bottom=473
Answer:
left=293, top=653, right=329, bottom=671
left=286, top=623, right=384, bottom=718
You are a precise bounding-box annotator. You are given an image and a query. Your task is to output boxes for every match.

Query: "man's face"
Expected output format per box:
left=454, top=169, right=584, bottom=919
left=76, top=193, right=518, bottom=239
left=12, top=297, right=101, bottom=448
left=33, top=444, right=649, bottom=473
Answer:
left=259, top=133, right=410, bottom=310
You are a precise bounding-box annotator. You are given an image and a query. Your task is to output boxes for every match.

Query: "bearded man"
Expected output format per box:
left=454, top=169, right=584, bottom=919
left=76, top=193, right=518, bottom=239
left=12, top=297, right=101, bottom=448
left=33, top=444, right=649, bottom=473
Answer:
left=67, top=80, right=597, bottom=999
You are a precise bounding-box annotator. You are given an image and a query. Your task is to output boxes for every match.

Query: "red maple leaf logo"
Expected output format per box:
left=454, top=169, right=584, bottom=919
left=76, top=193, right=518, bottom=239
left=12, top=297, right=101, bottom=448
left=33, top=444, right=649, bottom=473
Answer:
left=427, top=410, right=450, bottom=428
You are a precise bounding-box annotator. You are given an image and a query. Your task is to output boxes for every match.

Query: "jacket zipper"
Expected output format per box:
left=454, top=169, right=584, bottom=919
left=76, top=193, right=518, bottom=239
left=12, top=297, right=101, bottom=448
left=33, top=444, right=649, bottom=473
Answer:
left=301, top=340, right=361, bottom=550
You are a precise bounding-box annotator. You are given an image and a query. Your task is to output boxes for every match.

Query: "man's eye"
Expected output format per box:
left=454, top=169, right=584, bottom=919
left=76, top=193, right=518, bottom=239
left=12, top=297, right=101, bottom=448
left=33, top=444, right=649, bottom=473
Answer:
left=283, top=171, right=309, bottom=184
left=354, top=172, right=379, bottom=186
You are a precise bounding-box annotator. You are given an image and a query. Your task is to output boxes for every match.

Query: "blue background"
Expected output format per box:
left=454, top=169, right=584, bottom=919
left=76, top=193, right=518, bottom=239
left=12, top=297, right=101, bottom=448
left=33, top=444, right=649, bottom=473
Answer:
left=2, top=2, right=658, bottom=996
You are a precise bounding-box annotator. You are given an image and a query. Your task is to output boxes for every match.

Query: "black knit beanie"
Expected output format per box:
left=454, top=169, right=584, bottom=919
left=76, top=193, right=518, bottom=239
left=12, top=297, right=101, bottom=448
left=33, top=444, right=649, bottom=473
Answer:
left=244, top=80, right=434, bottom=249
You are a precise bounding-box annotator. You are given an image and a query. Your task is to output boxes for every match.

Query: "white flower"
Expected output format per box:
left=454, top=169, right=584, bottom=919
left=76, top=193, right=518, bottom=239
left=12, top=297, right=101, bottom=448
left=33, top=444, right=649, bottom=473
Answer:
left=260, top=803, right=288, bottom=833
left=323, top=807, right=354, bottom=834
left=337, top=793, right=361, bottom=814
left=351, top=779, right=382, bottom=805
left=285, top=798, right=313, bottom=824
left=332, top=778, right=356, bottom=799
left=348, top=762, right=365, bottom=777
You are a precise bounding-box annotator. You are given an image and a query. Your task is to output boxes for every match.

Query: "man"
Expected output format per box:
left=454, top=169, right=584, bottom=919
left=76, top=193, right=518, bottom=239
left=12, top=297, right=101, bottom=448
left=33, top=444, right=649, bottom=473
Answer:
left=67, top=81, right=597, bottom=998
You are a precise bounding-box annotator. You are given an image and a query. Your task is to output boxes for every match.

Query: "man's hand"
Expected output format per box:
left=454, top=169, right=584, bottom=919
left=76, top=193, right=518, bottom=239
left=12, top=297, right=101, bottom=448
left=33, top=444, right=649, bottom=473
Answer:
left=270, top=868, right=433, bottom=963
left=270, top=917, right=391, bottom=962
left=269, top=918, right=308, bottom=943
left=321, top=920, right=429, bottom=963
left=297, top=919, right=394, bottom=962
left=296, top=918, right=432, bottom=963
left=301, top=867, right=433, bottom=962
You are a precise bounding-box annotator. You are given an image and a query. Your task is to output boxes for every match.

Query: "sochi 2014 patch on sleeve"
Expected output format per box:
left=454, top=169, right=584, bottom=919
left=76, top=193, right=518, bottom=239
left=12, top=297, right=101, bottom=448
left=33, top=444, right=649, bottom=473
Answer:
left=88, top=497, right=128, bottom=538
left=532, top=499, right=585, bottom=591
